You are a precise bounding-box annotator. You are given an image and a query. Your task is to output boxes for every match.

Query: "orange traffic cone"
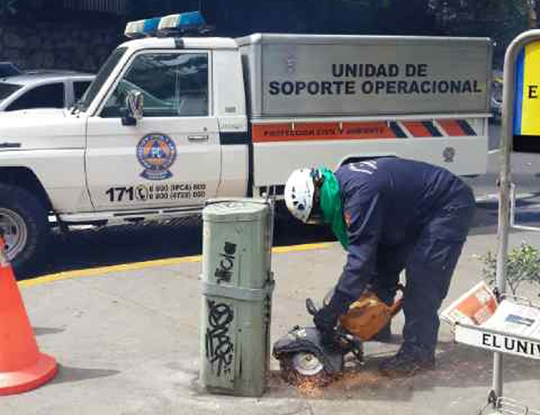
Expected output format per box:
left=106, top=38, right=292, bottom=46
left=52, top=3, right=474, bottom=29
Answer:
left=0, top=236, right=57, bottom=395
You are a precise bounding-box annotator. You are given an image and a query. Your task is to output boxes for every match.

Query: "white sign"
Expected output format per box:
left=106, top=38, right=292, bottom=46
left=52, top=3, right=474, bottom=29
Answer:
left=455, top=325, right=540, bottom=360
left=444, top=282, right=540, bottom=360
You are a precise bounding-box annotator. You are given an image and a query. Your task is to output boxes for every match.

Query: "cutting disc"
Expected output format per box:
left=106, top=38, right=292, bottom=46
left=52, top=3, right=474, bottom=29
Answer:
left=279, top=352, right=335, bottom=387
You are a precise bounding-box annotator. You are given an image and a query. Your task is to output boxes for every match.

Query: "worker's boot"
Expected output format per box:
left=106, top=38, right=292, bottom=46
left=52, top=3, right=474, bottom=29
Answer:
left=379, top=346, right=435, bottom=377
left=371, top=322, right=392, bottom=343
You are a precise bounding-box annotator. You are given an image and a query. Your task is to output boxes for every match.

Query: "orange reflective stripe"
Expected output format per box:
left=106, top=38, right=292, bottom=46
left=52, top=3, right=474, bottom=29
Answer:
left=438, top=120, right=464, bottom=136
left=402, top=121, right=432, bottom=137
left=344, top=122, right=400, bottom=139
left=438, top=119, right=476, bottom=136
left=252, top=122, right=398, bottom=143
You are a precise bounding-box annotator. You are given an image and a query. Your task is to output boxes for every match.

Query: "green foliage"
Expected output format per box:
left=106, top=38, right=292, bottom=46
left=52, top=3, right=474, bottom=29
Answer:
left=428, top=0, right=529, bottom=65
left=481, top=242, right=540, bottom=296
left=0, top=0, right=18, bottom=20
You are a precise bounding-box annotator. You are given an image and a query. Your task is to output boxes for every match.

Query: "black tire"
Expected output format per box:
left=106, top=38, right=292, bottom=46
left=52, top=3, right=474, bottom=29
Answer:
left=0, top=184, right=50, bottom=278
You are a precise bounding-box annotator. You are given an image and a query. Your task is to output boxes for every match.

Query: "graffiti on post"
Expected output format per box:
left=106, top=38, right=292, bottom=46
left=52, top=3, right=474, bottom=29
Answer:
left=206, top=300, right=234, bottom=377
left=263, top=294, right=272, bottom=324
left=214, top=241, right=237, bottom=284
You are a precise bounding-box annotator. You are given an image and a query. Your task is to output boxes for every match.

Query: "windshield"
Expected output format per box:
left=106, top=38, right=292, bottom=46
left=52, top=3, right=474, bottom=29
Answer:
left=0, top=82, right=22, bottom=102
left=76, top=47, right=127, bottom=112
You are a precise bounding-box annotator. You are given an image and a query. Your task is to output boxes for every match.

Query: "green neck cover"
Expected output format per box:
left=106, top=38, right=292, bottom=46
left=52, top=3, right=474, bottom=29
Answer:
left=319, top=168, right=349, bottom=249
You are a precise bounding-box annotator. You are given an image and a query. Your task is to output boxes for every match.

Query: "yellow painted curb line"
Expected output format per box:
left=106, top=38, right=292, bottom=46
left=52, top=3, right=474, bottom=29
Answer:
left=272, top=242, right=330, bottom=253
left=19, top=242, right=332, bottom=288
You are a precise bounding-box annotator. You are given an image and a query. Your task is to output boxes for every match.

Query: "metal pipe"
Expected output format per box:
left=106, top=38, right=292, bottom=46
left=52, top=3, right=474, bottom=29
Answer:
left=493, top=29, right=540, bottom=401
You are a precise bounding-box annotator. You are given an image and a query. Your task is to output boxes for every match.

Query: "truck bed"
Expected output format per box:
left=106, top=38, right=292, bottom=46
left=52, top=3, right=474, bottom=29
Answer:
left=236, top=34, right=492, bottom=119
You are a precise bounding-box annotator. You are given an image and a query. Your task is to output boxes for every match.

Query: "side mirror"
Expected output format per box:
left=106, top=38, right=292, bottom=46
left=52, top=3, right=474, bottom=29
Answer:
left=121, top=90, right=144, bottom=126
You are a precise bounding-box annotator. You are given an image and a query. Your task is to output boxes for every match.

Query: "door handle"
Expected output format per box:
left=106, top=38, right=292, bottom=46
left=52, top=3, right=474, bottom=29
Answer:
left=188, top=134, right=209, bottom=141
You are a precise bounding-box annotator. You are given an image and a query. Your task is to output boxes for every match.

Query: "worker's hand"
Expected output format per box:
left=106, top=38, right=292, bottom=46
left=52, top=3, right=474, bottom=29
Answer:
left=313, top=305, right=339, bottom=334
left=314, top=307, right=340, bottom=348
left=319, top=329, right=337, bottom=348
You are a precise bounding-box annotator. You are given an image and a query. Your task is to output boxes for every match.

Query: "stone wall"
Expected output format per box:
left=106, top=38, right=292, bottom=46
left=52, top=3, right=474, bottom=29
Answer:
left=0, top=18, right=126, bottom=73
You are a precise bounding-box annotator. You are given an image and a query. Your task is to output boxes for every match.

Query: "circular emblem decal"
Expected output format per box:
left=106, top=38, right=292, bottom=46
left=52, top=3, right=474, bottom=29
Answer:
left=136, top=133, right=177, bottom=180
left=443, top=146, right=456, bottom=163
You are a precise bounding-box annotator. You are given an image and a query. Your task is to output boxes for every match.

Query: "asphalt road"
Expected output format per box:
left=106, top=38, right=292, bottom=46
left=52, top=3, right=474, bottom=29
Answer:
left=30, top=123, right=540, bottom=279
left=466, top=122, right=540, bottom=234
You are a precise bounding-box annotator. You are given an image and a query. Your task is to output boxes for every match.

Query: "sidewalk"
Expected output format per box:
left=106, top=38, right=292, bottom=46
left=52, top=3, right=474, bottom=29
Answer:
left=4, top=232, right=540, bottom=415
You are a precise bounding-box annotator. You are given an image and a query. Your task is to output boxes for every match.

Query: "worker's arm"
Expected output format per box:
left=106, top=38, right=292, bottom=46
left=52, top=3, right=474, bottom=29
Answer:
left=314, top=183, right=383, bottom=336
left=332, top=185, right=383, bottom=311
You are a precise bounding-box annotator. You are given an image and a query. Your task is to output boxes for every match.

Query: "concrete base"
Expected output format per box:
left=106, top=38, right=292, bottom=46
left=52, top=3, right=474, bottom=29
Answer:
left=6, top=231, right=540, bottom=414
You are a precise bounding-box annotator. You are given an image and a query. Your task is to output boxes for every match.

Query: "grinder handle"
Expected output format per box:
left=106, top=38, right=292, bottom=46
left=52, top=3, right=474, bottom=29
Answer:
left=306, top=298, right=318, bottom=316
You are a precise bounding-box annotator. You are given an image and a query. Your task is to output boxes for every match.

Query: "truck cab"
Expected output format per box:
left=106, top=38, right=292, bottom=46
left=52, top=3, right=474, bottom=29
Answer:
left=0, top=14, right=252, bottom=275
left=73, top=36, right=248, bottom=214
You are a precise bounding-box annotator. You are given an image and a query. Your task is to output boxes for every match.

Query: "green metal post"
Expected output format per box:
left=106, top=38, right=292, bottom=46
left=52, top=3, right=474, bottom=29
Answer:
left=200, top=198, right=274, bottom=397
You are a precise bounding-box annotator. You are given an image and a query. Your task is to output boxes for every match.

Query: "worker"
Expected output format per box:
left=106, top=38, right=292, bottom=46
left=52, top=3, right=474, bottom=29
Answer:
left=283, top=157, right=475, bottom=376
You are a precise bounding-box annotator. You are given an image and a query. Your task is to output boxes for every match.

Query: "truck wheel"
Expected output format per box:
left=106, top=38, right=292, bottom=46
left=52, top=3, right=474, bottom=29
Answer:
left=0, top=184, right=50, bottom=278
left=279, top=353, right=336, bottom=388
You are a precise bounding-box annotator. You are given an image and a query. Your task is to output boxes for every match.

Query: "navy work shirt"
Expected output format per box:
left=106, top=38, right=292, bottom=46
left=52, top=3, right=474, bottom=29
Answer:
left=332, top=157, right=472, bottom=306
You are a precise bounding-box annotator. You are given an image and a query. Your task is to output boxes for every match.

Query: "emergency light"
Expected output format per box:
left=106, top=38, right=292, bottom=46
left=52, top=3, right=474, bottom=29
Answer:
left=124, top=17, right=161, bottom=39
left=124, top=11, right=212, bottom=39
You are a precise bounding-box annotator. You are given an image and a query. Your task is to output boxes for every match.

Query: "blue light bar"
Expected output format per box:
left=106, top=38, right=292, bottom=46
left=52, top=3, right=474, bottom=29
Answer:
left=158, top=11, right=212, bottom=35
left=124, top=17, right=162, bottom=39
left=125, top=12, right=212, bottom=39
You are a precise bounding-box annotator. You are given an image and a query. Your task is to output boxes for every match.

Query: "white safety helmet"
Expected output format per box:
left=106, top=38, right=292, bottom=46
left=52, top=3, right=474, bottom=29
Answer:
left=284, top=168, right=318, bottom=223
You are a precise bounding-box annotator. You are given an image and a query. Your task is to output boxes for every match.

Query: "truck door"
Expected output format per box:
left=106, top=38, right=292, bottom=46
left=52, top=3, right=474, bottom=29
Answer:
left=85, top=50, right=220, bottom=211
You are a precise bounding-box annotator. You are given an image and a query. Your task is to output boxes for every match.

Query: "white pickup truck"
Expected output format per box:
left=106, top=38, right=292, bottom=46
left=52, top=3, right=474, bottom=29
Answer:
left=0, top=12, right=492, bottom=275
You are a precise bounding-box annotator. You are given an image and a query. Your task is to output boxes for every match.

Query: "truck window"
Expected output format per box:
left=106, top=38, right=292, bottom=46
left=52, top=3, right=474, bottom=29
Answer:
left=0, top=83, right=22, bottom=103
left=101, top=52, right=209, bottom=118
left=74, top=81, right=92, bottom=101
left=78, top=47, right=127, bottom=112
left=6, top=83, right=64, bottom=111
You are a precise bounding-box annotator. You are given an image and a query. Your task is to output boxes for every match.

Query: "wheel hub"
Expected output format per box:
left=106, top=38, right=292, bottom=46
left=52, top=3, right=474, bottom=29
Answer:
left=291, top=352, right=324, bottom=376
left=0, top=208, right=28, bottom=260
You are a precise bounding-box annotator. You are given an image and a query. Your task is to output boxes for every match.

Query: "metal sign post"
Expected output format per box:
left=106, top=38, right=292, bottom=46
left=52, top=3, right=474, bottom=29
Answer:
left=493, top=29, right=540, bottom=403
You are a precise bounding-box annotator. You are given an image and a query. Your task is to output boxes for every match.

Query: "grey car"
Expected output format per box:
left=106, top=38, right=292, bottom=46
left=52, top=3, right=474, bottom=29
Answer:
left=0, top=62, right=22, bottom=77
left=0, top=70, right=94, bottom=111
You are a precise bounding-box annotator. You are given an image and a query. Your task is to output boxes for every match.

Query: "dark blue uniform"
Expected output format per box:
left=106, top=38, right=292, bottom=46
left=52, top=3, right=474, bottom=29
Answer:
left=333, top=157, right=475, bottom=357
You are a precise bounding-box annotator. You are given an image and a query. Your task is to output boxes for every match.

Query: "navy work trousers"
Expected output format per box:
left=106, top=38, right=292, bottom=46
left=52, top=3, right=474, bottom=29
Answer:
left=371, top=186, right=476, bottom=357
